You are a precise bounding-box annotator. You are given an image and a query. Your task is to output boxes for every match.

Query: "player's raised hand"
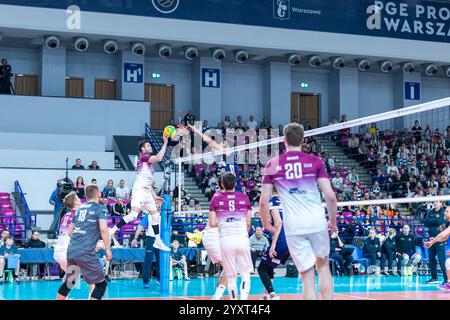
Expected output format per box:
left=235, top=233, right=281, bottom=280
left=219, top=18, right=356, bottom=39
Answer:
left=177, top=124, right=190, bottom=135
left=162, top=132, right=169, bottom=144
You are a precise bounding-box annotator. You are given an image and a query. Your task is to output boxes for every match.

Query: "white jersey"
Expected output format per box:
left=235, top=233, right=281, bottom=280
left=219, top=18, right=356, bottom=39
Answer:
left=134, top=153, right=155, bottom=190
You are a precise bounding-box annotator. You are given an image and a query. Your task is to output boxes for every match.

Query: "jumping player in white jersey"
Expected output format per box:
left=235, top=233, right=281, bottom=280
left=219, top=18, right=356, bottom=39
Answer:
left=209, top=172, right=253, bottom=300
left=109, top=135, right=170, bottom=252
left=259, top=123, right=338, bottom=300
left=424, top=205, right=450, bottom=292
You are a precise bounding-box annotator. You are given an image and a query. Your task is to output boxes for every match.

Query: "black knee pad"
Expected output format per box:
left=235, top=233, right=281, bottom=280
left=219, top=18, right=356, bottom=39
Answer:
left=258, top=262, right=274, bottom=279
left=58, top=281, right=71, bottom=297
left=91, top=280, right=107, bottom=300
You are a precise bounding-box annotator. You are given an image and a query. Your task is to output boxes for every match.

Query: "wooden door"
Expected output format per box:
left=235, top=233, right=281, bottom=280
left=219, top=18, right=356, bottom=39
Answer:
left=14, top=74, right=38, bottom=96
left=145, top=83, right=174, bottom=130
left=94, top=79, right=116, bottom=100
left=291, top=92, right=320, bottom=129
left=65, top=77, right=84, bottom=98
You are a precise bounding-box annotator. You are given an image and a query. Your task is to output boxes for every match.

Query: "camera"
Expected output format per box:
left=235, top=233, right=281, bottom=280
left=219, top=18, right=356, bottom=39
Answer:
left=57, top=178, right=74, bottom=201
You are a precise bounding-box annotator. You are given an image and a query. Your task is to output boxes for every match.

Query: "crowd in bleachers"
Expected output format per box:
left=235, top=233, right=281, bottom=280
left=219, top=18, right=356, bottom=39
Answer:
left=172, top=114, right=450, bottom=276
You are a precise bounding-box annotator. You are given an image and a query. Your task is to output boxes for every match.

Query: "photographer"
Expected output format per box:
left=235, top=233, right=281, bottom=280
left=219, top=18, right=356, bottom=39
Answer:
left=0, top=59, right=12, bottom=94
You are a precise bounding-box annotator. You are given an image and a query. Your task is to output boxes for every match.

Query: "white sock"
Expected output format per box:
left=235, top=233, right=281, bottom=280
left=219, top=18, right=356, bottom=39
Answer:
left=227, top=276, right=238, bottom=300
left=240, top=273, right=250, bottom=300
left=214, top=284, right=227, bottom=300
left=151, top=212, right=160, bottom=225
left=124, top=211, right=139, bottom=224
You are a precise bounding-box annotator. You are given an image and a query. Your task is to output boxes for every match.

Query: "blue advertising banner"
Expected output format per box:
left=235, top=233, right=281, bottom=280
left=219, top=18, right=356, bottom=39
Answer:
left=1, top=0, right=449, bottom=43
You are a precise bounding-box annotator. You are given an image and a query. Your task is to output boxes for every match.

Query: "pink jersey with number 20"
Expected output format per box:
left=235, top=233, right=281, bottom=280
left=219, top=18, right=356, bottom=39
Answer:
left=262, top=151, right=329, bottom=236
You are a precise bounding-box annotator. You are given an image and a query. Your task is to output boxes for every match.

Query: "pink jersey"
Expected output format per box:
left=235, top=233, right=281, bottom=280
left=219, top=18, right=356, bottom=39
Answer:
left=59, top=210, right=76, bottom=236
left=262, top=151, right=328, bottom=236
left=209, top=191, right=252, bottom=238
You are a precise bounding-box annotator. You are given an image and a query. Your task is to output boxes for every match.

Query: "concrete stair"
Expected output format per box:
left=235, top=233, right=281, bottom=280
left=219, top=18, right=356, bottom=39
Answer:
left=317, top=138, right=372, bottom=187
left=182, top=173, right=210, bottom=210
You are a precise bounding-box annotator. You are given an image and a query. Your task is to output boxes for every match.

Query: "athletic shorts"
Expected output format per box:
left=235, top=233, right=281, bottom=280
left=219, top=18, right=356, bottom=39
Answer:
left=66, top=253, right=105, bottom=285
left=131, top=186, right=156, bottom=212
left=202, top=228, right=222, bottom=264
left=260, top=241, right=290, bottom=269
left=286, top=229, right=330, bottom=273
left=54, top=234, right=70, bottom=271
left=220, top=235, right=253, bottom=277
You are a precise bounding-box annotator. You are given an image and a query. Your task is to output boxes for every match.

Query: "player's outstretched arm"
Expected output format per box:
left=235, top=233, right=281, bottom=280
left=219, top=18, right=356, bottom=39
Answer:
left=99, top=219, right=112, bottom=261
left=318, top=177, right=338, bottom=233
left=425, top=226, right=450, bottom=248
left=178, top=124, right=223, bottom=151
left=259, top=184, right=275, bottom=233
left=149, top=133, right=169, bottom=164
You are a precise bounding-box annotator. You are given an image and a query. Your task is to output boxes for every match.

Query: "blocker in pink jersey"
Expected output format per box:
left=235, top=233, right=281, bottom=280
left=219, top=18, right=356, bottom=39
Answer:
left=209, top=191, right=253, bottom=277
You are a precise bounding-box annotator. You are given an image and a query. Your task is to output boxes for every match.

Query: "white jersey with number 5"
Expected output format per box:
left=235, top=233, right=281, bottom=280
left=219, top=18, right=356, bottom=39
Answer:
left=262, top=151, right=328, bottom=236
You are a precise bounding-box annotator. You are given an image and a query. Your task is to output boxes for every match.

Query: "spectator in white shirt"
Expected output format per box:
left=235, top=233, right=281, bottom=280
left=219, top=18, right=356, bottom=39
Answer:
left=347, top=167, right=360, bottom=184
left=331, top=172, right=344, bottom=191
left=386, top=160, right=399, bottom=175
left=116, top=179, right=130, bottom=200
left=246, top=115, right=258, bottom=130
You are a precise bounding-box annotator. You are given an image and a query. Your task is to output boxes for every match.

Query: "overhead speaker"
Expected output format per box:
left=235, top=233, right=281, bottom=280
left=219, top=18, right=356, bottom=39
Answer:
left=379, top=60, right=393, bottom=73
left=357, top=59, right=371, bottom=71
left=74, top=37, right=89, bottom=52
left=103, top=40, right=118, bottom=54
left=45, top=36, right=60, bottom=49
left=131, top=42, right=146, bottom=56
left=157, top=44, right=172, bottom=58
left=331, top=56, right=345, bottom=69
left=288, top=54, right=301, bottom=66
left=444, top=66, right=450, bottom=78
left=424, top=63, right=438, bottom=76
left=184, top=46, right=198, bottom=60
left=401, top=62, right=415, bottom=73
left=234, top=50, right=249, bottom=63
left=308, top=55, right=322, bottom=67
left=211, top=48, right=226, bottom=62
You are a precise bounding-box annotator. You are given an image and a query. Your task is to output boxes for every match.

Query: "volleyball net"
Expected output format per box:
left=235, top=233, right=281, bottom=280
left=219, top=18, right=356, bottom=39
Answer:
left=169, top=97, right=450, bottom=239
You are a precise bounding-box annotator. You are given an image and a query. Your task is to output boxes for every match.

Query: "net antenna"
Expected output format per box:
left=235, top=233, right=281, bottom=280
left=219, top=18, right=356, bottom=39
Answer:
left=175, top=97, right=450, bottom=213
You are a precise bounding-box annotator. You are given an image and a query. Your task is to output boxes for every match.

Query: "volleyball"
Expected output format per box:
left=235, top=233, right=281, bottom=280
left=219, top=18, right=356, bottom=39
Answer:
left=163, top=125, right=177, bottom=139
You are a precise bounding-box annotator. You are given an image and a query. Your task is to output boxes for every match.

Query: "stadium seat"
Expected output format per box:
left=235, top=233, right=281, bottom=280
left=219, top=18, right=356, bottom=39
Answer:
left=351, top=245, right=369, bottom=273
left=0, top=193, right=9, bottom=201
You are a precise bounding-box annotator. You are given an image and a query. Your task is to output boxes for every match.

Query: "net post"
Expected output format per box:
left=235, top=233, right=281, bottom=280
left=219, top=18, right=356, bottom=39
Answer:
left=159, top=193, right=172, bottom=296
left=178, top=162, right=182, bottom=213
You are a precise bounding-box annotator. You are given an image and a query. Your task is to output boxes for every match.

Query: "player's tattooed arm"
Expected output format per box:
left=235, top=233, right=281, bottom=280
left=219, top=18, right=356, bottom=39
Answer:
left=131, top=225, right=144, bottom=247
